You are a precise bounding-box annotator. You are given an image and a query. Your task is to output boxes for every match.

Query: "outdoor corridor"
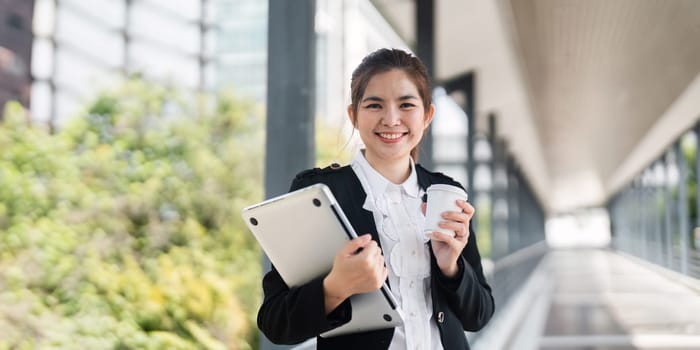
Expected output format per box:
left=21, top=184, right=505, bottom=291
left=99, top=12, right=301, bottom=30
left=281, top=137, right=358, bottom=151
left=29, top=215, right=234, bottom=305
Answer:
left=474, top=248, right=700, bottom=350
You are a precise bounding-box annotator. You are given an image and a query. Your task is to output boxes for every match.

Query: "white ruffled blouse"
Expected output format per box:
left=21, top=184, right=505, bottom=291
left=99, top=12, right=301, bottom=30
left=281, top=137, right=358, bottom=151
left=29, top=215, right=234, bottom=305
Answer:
left=350, top=151, right=443, bottom=350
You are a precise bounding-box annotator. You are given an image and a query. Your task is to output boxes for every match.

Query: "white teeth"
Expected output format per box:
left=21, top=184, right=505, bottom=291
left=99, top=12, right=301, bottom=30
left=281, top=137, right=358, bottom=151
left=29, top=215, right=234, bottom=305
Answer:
left=379, top=133, right=403, bottom=139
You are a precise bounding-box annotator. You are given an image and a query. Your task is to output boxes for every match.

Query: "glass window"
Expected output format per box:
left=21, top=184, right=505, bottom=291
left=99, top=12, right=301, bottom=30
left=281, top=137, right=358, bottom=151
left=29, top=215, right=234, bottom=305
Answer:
left=203, top=0, right=217, bottom=25
left=143, top=0, right=202, bottom=22
left=131, top=2, right=200, bottom=55
left=248, top=85, right=265, bottom=102
left=681, top=131, right=698, bottom=251
left=218, top=61, right=265, bottom=89
left=203, top=62, right=217, bottom=91
left=204, top=28, right=218, bottom=57
left=31, top=38, right=53, bottom=80
left=666, top=148, right=681, bottom=270
left=433, top=136, right=467, bottom=163
left=30, top=81, right=52, bottom=123
left=216, top=0, right=266, bottom=20
left=62, top=0, right=126, bottom=30
left=474, top=136, right=493, bottom=162
left=129, top=40, right=200, bottom=89
left=217, top=20, right=266, bottom=53
left=33, top=0, right=56, bottom=37
left=215, top=0, right=234, bottom=19
left=54, top=91, right=82, bottom=126
left=432, top=102, right=468, bottom=136
left=55, top=6, right=124, bottom=68
left=54, top=47, right=120, bottom=100
left=474, top=163, right=492, bottom=192
left=435, top=165, right=468, bottom=190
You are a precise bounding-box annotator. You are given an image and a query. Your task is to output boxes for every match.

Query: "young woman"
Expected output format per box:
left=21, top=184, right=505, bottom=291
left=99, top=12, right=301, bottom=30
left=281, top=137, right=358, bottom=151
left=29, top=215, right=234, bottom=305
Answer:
left=258, top=48, right=494, bottom=349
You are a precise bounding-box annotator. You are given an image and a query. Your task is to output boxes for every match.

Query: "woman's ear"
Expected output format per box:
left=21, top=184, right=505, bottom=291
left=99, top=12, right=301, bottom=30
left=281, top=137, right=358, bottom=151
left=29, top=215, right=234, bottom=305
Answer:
left=347, top=105, right=356, bottom=127
left=424, top=104, right=435, bottom=129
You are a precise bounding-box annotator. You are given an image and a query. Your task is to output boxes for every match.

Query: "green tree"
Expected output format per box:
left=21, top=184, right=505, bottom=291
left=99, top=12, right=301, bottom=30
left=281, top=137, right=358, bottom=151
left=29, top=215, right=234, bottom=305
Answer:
left=0, top=79, right=264, bottom=349
left=315, top=119, right=354, bottom=168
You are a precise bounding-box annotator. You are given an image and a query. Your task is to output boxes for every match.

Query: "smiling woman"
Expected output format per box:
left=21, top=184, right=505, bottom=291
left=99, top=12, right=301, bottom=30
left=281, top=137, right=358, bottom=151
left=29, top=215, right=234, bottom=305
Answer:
left=347, top=69, right=434, bottom=183
left=257, top=48, right=494, bottom=350
left=347, top=49, right=434, bottom=165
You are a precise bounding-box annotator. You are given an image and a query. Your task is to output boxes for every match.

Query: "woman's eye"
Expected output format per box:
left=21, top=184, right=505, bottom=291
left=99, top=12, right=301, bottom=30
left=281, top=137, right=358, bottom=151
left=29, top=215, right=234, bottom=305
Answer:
left=400, top=103, right=416, bottom=109
left=365, top=103, right=381, bottom=109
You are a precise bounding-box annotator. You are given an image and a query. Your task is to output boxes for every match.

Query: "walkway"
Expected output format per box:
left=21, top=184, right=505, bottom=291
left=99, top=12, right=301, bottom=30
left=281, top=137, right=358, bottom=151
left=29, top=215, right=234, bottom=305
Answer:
left=475, top=249, right=700, bottom=350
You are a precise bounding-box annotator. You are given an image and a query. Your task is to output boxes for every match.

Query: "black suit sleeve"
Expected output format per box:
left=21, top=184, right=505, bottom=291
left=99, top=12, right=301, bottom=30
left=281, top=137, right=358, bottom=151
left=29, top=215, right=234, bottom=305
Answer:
left=421, top=171, right=494, bottom=332
left=434, top=223, right=495, bottom=331
left=256, top=173, right=352, bottom=344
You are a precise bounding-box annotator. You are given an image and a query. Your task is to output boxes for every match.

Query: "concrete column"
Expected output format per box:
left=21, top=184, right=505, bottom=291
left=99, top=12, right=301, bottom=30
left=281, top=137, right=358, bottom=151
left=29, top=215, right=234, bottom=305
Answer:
left=416, top=0, right=434, bottom=168
left=262, top=1, right=316, bottom=349
left=444, top=73, right=476, bottom=223
left=265, top=0, right=316, bottom=199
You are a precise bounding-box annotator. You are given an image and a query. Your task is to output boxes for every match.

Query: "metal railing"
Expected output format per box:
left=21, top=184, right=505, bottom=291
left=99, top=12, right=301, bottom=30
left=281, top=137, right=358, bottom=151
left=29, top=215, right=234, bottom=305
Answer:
left=609, top=121, right=700, bottom=279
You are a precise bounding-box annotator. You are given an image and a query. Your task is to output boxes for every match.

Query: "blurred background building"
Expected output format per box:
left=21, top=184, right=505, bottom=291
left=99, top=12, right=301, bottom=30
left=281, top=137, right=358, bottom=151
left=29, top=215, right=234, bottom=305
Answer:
left=0, top=0, right=34, bottom=114
left=27, top=0, right=218, bottom=126
left=216, top=0, right=266, bottom=102
left=5, top=0, right=415, bottom=128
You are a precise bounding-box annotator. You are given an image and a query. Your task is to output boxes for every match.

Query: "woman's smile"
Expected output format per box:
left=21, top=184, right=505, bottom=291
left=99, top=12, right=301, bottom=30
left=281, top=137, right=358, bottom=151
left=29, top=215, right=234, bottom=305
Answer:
left=376, top=131, right=408, bottom=142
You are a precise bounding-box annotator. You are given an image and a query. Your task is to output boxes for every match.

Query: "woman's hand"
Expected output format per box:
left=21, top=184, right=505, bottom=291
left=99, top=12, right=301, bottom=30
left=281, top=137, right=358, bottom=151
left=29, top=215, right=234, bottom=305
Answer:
left=423, top=200, right=475, bottom=278
left=323, top=234, right=387, bottom=314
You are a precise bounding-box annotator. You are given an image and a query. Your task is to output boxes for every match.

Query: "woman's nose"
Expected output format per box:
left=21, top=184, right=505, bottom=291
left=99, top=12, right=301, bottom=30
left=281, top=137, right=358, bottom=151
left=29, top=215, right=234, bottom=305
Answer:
left=382, top=107, right=401, bottom=126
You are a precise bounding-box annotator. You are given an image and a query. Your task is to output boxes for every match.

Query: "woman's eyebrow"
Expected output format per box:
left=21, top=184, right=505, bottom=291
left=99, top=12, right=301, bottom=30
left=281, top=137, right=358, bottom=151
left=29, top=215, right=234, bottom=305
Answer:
left=362, top=95, right=418, bottom=103
left=361, top=96, right=383, bottom=103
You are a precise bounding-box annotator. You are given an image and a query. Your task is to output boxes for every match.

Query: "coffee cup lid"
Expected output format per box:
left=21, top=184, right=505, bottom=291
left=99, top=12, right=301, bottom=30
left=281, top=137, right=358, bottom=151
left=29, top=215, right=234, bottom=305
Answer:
left=426, top=184, right=468, bottom=199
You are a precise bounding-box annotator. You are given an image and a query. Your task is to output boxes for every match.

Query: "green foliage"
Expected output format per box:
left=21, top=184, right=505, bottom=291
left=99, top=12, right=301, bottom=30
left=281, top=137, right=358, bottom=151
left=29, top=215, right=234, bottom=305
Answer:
left=475, top=198, right=492, bottom=259
left=315, top=119, right=353, bottom=168
left=0, top=80, right=264, bottom=349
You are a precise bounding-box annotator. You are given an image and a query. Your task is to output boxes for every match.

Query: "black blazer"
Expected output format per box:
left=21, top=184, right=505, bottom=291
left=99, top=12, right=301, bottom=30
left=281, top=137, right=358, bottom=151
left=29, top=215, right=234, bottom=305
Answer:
left=257, top=164, right=495, bottom=349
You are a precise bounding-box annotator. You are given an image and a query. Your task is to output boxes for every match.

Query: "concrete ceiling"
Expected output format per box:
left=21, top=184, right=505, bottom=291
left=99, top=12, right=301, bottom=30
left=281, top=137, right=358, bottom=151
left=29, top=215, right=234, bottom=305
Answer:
left=371, top=0, right=700, bottom=213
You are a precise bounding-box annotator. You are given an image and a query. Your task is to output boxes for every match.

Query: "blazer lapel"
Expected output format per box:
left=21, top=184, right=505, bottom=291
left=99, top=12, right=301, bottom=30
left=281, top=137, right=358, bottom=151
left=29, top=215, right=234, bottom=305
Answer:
left=335, top=167, right=381, bottom=244
left=339, top=165, right=432, bottom=244
left=415, top=164, right=431, bottom=193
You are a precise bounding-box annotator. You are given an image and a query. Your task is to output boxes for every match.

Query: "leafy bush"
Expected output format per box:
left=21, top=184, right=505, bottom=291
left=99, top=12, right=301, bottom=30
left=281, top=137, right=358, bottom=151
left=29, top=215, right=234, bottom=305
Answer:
left=0, top=80, right=263, bottom=349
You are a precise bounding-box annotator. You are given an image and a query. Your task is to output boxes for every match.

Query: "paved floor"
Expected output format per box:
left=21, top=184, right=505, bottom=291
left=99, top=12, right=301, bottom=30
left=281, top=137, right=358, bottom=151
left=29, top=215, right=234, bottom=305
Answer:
left=529, top=249, right=700, bottom=350
left=292, top=248, right=700, bottom=350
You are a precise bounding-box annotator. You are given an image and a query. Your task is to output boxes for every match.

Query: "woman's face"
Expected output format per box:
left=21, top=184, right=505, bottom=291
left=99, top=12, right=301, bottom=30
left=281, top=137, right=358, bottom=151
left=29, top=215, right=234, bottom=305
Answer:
left=349, top=69, right=434, bottom=167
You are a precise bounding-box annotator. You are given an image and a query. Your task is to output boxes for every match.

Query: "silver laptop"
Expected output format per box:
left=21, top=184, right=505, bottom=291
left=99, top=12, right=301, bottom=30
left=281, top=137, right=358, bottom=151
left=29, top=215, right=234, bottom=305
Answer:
left=242, top=183, right=403, bottom=337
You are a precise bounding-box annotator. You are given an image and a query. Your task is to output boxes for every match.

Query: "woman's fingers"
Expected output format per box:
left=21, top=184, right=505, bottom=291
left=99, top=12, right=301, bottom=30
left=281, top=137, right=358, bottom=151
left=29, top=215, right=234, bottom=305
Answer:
left=343, top=234, right=372, bottom=255
left=457, top=199, right=475, bottom=216
left=436, top=200, right=474, bottom=239
left=429, top=200, right=475, bottom=277
left=438, top=221, right=469, bottom=239
left=442, top=202, right=473, bottom=222
left=330, top=234, right=386, bottom=291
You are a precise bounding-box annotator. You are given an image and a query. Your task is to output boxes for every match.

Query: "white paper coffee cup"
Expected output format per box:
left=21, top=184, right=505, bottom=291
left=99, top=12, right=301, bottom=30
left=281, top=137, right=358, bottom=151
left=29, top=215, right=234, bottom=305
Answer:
left=423, top=184, right=468, bottom=237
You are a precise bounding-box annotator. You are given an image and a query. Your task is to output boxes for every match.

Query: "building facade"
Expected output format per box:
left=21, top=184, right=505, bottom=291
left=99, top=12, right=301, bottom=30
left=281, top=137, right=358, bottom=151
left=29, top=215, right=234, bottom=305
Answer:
left=30, top=0, right=217, bottom=126
left=0, top=0, right=34, bottom=114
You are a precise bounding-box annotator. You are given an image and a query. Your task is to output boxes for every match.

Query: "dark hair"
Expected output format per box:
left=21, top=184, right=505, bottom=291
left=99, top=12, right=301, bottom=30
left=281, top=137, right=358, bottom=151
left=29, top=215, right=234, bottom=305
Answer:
left=349, top=48, right=432, bottom=161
